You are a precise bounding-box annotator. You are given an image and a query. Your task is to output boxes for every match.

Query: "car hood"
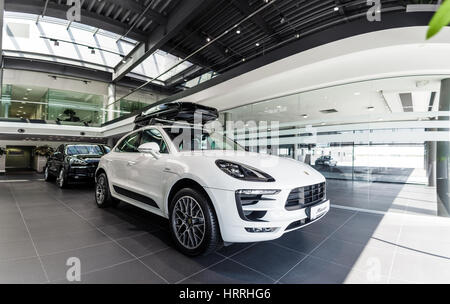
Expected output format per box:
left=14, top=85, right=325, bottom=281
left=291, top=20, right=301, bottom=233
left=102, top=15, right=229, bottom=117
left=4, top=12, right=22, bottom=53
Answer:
left=176, top=151, right=325, bottom=189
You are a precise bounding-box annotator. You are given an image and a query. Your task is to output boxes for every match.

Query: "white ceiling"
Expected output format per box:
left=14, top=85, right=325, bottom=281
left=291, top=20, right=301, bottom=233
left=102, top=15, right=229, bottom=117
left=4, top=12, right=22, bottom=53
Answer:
left=226, top=75, right=443, bottom=124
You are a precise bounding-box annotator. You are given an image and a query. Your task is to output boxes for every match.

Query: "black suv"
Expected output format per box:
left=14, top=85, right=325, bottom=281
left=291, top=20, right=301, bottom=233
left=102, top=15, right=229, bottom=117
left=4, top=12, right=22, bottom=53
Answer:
left=44, top=144, right=110, bottom=188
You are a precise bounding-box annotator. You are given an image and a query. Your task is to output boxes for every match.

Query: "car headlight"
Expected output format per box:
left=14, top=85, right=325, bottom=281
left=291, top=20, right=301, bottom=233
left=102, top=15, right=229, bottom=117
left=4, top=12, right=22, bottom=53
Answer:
left=70, top=158, right=88, bottom=166
left=215, top=160, right=275, bottom=182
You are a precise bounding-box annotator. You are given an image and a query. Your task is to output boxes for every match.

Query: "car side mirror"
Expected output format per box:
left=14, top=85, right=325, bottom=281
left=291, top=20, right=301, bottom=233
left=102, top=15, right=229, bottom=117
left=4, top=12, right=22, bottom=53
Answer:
left=138, top=142, right=161, bottom=159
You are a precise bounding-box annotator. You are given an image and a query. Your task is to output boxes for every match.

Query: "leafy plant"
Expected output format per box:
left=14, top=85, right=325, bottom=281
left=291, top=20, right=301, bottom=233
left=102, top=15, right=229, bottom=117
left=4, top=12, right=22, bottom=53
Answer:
left=427, top=0, right=450, bottom=39
left=35, top=146, right=54, bottom=157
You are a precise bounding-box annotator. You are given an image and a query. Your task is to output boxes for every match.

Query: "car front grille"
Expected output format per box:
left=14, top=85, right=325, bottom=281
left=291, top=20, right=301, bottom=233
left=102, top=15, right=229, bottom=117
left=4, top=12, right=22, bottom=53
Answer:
left=285, top=182, right=326, bottom=211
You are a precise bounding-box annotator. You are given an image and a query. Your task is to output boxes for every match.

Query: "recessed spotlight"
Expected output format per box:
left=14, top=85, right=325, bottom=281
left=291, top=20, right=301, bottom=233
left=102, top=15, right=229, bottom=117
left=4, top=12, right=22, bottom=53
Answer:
left=367, top=106, right=375, bottom=111
left=295, top=33, right=300, bottom=38
left=321, top=122, right=326, bottom=125
left=206, top=37, right=211, bottom=42
left=354, top=92, right=361, bottom=96
left=255, top=42, right=260, bottom=47
left=236, top=29, right=241, bottom=34
left=334, top=7, right=339, bottom=12
left=242, top=58, right=246, bottom=62
left=302, top=114, right=308, bottom=118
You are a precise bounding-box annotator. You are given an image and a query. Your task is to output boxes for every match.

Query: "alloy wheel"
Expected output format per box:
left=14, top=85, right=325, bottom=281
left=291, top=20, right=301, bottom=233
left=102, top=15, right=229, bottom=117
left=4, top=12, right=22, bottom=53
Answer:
left=57, top=169, right=64, bottom=187
left=172, top=196, right=206, bottom=250
left=96, top=176, right=106, bottom=204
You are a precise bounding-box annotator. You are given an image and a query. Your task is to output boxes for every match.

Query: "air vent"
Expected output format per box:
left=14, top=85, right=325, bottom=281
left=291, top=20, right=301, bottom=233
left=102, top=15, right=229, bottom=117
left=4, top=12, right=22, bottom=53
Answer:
left=320, top=109, right=338, bottom=114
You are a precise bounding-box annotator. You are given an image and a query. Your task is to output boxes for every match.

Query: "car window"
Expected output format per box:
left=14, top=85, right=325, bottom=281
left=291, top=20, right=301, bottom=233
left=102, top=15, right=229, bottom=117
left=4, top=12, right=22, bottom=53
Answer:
left=116, top=132, right=141, bottom=153
left=66, top=145, right=106, bottom=156
left=141, top=129, right=169, bottom=154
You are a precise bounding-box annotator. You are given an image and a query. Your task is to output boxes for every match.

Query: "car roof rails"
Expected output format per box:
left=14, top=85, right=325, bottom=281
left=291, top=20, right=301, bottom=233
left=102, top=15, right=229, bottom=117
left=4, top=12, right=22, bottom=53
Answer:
left=134, top=102, right=219, bottom=130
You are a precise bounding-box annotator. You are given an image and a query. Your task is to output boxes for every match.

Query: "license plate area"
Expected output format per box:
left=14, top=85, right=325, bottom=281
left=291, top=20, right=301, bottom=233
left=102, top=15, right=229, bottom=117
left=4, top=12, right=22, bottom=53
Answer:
left=308, top=200, right=330, bottom=220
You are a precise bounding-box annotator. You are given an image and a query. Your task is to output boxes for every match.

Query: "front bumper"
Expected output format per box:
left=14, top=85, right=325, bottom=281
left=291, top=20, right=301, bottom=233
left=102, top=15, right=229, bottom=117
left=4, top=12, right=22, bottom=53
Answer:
left=204, top=187, right=330, bottom=243
left=67, top=166, right=97, bottom=183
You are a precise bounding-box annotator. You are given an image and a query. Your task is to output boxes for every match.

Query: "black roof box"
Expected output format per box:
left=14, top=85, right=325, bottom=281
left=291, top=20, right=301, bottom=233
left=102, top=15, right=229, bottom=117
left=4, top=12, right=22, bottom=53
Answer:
left=134, top=102, right=219, bottom=130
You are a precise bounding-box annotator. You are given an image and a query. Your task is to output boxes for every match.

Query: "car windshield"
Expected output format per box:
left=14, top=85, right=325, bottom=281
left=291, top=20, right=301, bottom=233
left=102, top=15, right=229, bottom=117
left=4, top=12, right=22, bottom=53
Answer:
left=164, top=127, right=244, bottom=152
left=66, top=145, right=105, bottom=156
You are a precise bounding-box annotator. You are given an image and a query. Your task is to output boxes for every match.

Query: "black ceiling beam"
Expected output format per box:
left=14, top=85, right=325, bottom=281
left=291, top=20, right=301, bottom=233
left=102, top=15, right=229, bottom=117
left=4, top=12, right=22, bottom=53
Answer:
left=230, top=0, right=283, bottom=42
left=113, top=0, right=214, bottom=82
left=5, top=0, right=148, bottom=41
left=164, top=64, right=206, bottom=87
left=99, top=0, right=167, bottom=25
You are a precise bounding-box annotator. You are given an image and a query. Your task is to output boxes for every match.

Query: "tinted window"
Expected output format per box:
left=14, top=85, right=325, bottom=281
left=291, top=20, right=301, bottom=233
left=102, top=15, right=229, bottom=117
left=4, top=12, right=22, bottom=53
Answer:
left=66, top=145, right=106, bottom=156
left=141, top=129, right=169, bottom=154
left=116, top=132, right=141, bottom=153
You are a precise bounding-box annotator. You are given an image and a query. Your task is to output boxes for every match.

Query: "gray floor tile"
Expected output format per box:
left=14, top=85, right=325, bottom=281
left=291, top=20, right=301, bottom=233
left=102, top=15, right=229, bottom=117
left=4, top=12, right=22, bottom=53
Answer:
left=390, top=250, right=450, bottom=284
left=99, top=221, right=159, bottom=240
left=140, top=248, right=224, bottom=283
left=64, top=260, right=166, bottom=284
left=182, top=259, right=274, bottom=284
left=279, top=256, right=350, bottom=284
left=232, top=242, right=305, bottom=280
left=272, top=230, right=327, bottom=254
left=41, top=242, right=134, bottom=282
left=117, top=230, right=171, bottom=257
left=0, top=239, right=37, bottom=261
left=311, top=238, right=396, bottom=276
left=216, top=243, right=255, bottom=257
left=34, top=229, right=111, bottom=256
left=0, top=257, right=47, bottom=284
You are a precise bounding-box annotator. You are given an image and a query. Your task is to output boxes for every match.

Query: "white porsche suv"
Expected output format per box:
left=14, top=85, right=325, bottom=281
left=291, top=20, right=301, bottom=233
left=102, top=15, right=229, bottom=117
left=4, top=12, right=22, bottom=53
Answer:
left=95, top=125, right=330, bottom=256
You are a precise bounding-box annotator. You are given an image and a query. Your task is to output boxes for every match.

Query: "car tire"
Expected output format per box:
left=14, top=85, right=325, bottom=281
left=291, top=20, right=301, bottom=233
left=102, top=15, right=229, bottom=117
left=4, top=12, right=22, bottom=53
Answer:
left=57, top=168, right=68, bottom=188
left=44, top=166, right=55, bottom=182
left=169, top=188, right=221, bottom=256
left=95, top=173, right=119, bottom=208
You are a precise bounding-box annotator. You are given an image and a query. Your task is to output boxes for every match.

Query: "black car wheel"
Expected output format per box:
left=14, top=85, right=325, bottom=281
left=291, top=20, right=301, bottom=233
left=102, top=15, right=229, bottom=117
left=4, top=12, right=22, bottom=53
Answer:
left=169, top=188, right=221, bottom=256
left=44, top=166, right=55, bottom=182
left=95, top=173, right=119, bottom=208
left=57, top=168, right=68, bottom=188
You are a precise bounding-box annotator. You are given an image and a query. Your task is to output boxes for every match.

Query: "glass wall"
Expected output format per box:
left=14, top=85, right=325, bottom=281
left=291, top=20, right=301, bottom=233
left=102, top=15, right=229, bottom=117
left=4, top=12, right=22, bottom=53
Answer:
left=0, top=70, right=167, bottom=127
left=222, top=76, right=450, bottom=215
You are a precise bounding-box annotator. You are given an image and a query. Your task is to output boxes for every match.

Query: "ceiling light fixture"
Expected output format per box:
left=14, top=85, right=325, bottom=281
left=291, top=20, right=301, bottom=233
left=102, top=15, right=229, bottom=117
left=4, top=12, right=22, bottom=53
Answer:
left=206, top=37, right=211, bottom=42
left=354, top=92, right=361, bottom=96
left=302, top=114, right=308, bottom=118
left=295, top=33, right=300, bottom=38
left=334, top=7, right=339, bottom=12
left=255, top=42, right=260, bottom=47
left=236, top=28, right=241, bottom=34
left=367, top=106, right=375, bottom=111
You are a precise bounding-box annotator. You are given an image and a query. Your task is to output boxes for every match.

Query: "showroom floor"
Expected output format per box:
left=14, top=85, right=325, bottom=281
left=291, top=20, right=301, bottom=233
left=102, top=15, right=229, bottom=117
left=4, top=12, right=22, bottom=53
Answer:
left=0, top=177, right=449, bottom=284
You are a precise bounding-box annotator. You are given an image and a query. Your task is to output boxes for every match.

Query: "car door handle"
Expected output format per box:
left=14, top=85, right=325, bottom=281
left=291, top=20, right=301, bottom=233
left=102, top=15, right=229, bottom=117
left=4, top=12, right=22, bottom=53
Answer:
left=127, top=161, right=137, bottom=166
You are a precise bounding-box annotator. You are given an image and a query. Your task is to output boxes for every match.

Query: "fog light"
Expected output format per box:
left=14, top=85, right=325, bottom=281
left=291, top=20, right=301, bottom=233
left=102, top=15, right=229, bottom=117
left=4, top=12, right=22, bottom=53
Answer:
left=245, top=227, right=277, bottom=233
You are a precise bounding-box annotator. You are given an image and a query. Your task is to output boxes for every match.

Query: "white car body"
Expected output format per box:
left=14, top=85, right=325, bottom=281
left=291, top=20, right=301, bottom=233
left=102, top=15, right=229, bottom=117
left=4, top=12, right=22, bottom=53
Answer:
left=97, top=125, right=330, bottom=244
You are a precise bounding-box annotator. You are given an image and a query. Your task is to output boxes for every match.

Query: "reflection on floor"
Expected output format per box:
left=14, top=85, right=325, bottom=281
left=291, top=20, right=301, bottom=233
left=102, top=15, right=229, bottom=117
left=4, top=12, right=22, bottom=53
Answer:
left=327, top=180, right=437, bottom=216
left=0, top=178, right=448, bottom=284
